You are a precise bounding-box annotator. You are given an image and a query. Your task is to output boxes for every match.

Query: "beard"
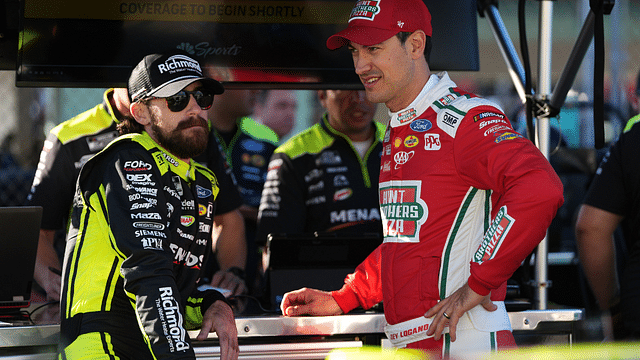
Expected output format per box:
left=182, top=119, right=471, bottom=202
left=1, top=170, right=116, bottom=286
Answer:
left=149, top=113, right=209, bottom=160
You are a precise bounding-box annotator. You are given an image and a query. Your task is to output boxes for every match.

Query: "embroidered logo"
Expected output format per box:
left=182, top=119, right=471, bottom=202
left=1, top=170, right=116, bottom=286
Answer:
left=474, top=206, right=514, bottom=263
left=379, top=180, right=428, bottom=242
left=349, top=0, right=380, bottom=21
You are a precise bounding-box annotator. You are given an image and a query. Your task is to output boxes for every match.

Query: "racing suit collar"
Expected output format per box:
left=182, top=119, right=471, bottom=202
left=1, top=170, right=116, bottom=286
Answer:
left=388, top=72, right=456, bottom=128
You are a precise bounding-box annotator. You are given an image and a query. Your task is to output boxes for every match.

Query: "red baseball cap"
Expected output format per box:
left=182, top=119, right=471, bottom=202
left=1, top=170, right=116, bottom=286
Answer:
left=326, top=0, right=432, bottom=50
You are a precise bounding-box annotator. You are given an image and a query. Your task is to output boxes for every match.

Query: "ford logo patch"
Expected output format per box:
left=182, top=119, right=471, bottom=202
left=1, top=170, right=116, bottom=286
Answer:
left=410, top=119, right=432, bottom=132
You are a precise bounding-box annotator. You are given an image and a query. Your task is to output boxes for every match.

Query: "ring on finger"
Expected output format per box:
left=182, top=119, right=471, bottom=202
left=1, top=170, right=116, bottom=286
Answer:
left=443, top=312, right=451, bottom=319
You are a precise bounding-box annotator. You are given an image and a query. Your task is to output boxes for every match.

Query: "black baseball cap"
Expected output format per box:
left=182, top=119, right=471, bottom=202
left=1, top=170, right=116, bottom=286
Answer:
left=128, top=50, right=224, bottom=103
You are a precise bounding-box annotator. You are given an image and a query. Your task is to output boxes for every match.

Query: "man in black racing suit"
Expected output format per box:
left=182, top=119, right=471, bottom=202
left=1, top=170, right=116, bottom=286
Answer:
left=59, top=50, right=238, bottom=360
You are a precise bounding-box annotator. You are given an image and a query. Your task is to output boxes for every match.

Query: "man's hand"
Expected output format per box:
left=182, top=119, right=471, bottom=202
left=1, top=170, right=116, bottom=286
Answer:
left=196, top=300, right=239, bottom=360
left=424, top=283, right=496, bottom=342
left=210, top=269, right=247, bottom=296
left=280, top=288, right=343, bottom=317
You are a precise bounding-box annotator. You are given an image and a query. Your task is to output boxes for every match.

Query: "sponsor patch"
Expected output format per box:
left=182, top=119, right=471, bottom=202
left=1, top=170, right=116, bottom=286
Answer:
left=394, top=151, right=415, bottom=169
left=404, top=135, right=419, bottom=148
left=442, top=112, right=459, bottom=128
left=474, top=206, right=514, bottom=263
left=423, top=133, right=441, bottom=150
left=333, top=188, right=353, bottom=201
left=436, top=94, right=457, bottom=107
left=494, top=132, right=522, bottom=143
left=180, top=215, right=195, bottom=227
left=196, top=185, right=212, bottom=198
left=483, top=125, right=511, bottom=137
left=379, top=180, right=428, bottom=242
left=409, top=119, right=433, bottom=132
left=349, top=0, right=380, bottom=21
left=397, top=108, right=417, bottom=124
left=394, top=137, right=403, bottom=148
left=473, top=111, right=505, bottom=122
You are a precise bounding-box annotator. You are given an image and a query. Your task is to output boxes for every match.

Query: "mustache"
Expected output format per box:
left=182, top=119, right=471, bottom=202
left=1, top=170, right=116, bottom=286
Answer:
left=176, top=116, right=209, bottom=130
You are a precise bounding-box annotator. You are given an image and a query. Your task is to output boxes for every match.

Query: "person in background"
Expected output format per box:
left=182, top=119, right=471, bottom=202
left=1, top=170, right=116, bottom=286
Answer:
left=255, top=89, right=384, bottom=306
left=59, top=50, right=238, bottom=359
left=196, top=89, right=278, bottom=294
left=27, top=88, right=128, bottom=301
left=575, top=69, right=640, bottom=340
left=279, top=0, right=563, bottom=357
left=253, top=89, right=298, bottom=142
left=256, top=89, right=383, bottom=242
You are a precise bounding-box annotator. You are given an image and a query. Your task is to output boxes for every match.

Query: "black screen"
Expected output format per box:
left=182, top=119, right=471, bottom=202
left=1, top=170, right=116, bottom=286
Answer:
left=17, top=0, right=478, bottom=88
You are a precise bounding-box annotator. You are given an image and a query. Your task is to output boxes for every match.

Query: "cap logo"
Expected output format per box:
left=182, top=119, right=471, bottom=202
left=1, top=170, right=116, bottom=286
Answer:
left=349, top=0, right=380, bottom=22
left=157, top=54, right=202, bottom=75
left=397, top=21, right=404, bottom=28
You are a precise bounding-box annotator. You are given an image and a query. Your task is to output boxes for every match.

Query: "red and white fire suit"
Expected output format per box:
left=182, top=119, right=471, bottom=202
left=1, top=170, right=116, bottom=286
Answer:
left=331, top=72, right=564, bottom=354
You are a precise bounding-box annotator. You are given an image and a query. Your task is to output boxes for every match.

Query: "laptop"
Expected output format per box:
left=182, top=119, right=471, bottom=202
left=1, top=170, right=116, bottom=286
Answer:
left=0, top=206, right=43, bottom=314
left=265, top=232, right=382, bottom=310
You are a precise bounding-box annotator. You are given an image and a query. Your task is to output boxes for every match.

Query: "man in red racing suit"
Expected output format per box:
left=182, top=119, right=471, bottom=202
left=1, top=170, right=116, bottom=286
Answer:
left=329, top=72, right=564, bottom=355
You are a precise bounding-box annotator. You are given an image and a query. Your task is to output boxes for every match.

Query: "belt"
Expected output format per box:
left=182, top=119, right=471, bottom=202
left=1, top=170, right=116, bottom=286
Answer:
left=384, top=301, right=511, bottom=348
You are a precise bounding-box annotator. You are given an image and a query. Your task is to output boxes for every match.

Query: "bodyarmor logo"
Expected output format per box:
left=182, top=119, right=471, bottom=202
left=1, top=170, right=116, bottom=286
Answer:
left=474, top=206, right=514, bottom=263
left=349, top=0, right=380, bottom=21
left=379, top=180, right=428, bottom=242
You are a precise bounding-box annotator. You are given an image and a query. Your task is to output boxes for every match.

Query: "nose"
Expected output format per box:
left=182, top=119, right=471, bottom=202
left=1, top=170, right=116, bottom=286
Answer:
left=353, top=52, right=371, bottom=76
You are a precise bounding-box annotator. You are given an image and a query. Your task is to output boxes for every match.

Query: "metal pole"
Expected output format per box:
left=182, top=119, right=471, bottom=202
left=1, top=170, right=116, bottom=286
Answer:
left=483, top=4, right=528, bottom=104
left=534, top=0, right=554, bottom=311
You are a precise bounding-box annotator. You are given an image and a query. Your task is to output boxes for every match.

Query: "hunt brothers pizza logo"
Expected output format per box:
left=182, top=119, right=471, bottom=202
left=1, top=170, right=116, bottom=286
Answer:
left=350, top=0, right=380, bottom=21
left=379, top=180, right=428, bottom=243
left=474, top=206, right=514, bottom=263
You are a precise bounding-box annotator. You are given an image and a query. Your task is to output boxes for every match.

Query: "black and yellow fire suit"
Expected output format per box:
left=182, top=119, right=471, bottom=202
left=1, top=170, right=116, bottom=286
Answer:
left=59, top=132, right=227, bottom=359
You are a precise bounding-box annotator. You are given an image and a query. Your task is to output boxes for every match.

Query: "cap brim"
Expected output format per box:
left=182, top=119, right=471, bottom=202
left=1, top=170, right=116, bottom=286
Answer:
left=326, top=26, right=399, bottom=50
left=150, top=76, right=224, bottom=98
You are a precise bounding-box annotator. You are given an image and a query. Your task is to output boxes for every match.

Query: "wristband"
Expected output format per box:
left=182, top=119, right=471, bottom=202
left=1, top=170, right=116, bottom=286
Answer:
left=226, top=266, right=246, bottom=281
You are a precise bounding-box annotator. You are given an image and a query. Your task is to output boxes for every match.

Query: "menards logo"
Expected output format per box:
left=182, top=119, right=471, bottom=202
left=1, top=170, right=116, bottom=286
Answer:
left=379, top=180, right=428, bottom=243
left=474, top=206, right=514, bottom=263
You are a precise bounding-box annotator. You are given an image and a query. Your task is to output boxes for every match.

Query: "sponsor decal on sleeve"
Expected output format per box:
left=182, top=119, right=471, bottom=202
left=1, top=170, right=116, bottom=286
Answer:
left=494, top=131, right=522, bottom=143
left=474, top=206, right=514, bottom=263
left=156, top=287, right=189, bottom=352
left=473, top=111, right=505, bottom=122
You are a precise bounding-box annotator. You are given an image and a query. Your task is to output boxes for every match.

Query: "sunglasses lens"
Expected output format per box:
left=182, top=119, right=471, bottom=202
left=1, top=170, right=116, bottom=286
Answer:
left=193, top=90, right=214, bottom=110
left=166, top=92, right=190, bottom=112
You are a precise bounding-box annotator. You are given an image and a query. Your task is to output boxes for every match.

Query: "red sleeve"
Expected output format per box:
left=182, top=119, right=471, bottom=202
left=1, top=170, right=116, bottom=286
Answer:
left=454, top=106, right=564, bottom=295
left=331, top=244, right=383, bottom=313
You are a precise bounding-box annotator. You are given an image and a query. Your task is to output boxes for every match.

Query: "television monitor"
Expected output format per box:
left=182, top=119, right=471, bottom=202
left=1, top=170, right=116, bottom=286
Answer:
left=17, top=0, right=478, bottom=88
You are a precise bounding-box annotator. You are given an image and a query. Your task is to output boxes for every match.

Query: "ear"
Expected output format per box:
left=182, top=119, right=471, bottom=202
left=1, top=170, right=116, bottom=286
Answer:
left=130, top=101, right=151, bottom=126
left=408, top=30, right=426, bottom=60
left=317, top=90, right=327, bottom=107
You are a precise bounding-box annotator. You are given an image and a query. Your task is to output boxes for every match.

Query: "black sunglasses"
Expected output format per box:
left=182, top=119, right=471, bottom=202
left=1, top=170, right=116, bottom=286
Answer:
left=152, top=89, right=214, bottom=112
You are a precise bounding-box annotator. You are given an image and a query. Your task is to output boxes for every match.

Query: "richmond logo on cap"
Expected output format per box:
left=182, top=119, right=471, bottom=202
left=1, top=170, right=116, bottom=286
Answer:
left=157, top=55, right=202, bottom=75
left=349, top=0, right=380, bottom=21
